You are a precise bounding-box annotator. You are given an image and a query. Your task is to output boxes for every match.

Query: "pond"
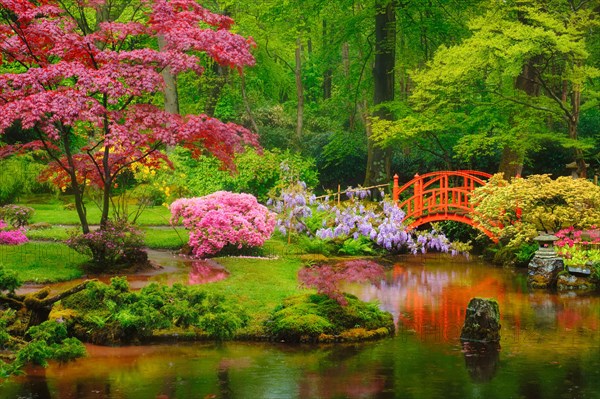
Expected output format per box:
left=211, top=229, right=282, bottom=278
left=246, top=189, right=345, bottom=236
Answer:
left=3, top=255, right=600, bottom=399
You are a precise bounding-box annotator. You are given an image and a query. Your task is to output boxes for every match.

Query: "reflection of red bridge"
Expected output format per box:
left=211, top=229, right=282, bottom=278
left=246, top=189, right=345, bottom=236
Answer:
left=392, top=170, right=496, bottom=240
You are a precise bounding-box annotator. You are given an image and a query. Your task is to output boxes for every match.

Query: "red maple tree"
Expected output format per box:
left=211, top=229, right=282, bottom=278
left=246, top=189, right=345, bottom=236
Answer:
left=0, top=0, right=258, bottom=234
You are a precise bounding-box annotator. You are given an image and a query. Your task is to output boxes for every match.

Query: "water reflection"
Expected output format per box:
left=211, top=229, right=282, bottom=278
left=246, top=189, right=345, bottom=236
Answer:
left=3, top=255, right=600, bottom=399
left=345, top=255, right=600, bottom=353
left=188, top=259, right=229, bottom=285
left=462, top=342, right=500, bottom=383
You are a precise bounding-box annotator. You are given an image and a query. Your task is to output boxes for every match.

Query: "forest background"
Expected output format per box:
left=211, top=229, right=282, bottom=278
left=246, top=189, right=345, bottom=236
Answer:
left=2, top=0, right=600, bottom=204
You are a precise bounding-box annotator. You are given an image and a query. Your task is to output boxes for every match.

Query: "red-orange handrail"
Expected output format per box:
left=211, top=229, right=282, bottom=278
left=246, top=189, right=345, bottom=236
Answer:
left=393, top=171, right=497, bottom=241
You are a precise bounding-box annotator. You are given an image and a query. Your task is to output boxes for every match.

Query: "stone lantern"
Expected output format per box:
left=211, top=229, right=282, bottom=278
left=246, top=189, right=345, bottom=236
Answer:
left=566, top=161, right=589, bottom=178
left=533, top=233, right=559, bottom=258
left=528, top=233, right=563, bottom=289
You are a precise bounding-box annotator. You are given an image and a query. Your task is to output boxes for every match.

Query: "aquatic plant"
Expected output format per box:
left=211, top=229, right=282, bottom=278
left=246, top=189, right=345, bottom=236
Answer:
left=170, top=191, right=276, bottom=258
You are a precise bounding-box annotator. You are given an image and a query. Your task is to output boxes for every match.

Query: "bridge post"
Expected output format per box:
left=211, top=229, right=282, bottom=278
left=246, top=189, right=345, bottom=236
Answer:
left=414, top=173, right=422, bottom=214
left=393, top=174, right=399, bottom=202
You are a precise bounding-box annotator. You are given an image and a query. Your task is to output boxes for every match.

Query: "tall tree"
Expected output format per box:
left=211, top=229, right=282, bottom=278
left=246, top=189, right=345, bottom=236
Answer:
left=407, top=0, right=600, bottom=178
left=365, top=0, right=396, bottom=186
left=0, top=0, right=257, bottom=242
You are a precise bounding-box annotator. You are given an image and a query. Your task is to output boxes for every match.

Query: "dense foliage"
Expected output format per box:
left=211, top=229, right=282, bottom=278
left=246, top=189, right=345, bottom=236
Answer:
left=556, top=227, right=600, bottom=277
left=170, top=192, right=276, bottom=258
left=472, top=174, right=600, bottom=249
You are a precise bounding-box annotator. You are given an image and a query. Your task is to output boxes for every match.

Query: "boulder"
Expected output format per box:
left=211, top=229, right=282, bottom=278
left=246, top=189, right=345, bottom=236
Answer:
left=460, top=298, right=501, bottom=343
left=527, top=256, right=563, bottom=289
left=557, top=273, right=597, bottom=292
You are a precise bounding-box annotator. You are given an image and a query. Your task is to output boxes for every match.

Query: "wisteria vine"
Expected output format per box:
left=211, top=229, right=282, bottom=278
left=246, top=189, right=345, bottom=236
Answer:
left=268, top=181, right=457, bottom=255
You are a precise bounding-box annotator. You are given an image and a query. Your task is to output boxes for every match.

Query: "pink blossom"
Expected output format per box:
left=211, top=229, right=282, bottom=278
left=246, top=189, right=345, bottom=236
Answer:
left=170, top=192, right=276, bottom=258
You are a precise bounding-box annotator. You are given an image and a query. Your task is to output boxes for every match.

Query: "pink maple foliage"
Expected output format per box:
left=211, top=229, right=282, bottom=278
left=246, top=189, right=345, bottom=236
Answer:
left=0, top=0, right=258, bottom=235
left=298, top=260, right=384, bottom=306
left=170, top=192, right=276, bottom=258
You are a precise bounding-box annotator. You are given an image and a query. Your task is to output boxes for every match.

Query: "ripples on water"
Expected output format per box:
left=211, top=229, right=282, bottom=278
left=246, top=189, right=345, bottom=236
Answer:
left=3, top=254, right=600, bottom=399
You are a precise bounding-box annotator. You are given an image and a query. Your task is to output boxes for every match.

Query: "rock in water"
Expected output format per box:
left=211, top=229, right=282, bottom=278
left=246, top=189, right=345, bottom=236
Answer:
left=528, top=257, right=563, bottom=289
left=460, top=298, right=501, bottom=343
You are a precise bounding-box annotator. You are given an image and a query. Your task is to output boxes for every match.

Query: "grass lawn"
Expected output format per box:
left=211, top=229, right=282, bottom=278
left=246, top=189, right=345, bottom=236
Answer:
left=19, top=195, right=172, bottom=226
left=141, top=227, right=189, bottom=250
left=25, top=225, right=189, bottom=250
left=0, top=242, right=88, bottom=283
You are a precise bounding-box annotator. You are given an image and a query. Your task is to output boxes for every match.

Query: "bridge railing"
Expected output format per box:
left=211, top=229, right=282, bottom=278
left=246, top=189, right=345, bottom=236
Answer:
left=392, top=170, right=497, bottom=241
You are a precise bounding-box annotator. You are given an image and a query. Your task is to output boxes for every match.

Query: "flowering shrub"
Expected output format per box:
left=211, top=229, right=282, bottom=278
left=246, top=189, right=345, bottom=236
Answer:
left=67, top=220, right=145, bottom=269
left=555, top=226, right=600, bottom=268
left=0, top=205, right=34, bottom=228
left=0, top=220, right=28, bottom=245
left=298, top=260, right=385, bottom=306
left=472, top=174, right=600, bottom=249
left=269, top=182, right=455, bottom=255
left=170, top=192, right=276, bottom=258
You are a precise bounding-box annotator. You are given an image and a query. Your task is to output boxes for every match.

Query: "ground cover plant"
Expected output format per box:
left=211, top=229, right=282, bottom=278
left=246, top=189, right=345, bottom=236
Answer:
left=0, top=267, right=88, bottom=378
left=60, top=277, right=248, bottom=344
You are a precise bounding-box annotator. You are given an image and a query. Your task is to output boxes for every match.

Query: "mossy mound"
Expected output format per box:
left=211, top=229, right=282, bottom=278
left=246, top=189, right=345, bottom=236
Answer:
left=266, top=293, right=394, bottom=343
left=60, top=277, right=248, bottom=345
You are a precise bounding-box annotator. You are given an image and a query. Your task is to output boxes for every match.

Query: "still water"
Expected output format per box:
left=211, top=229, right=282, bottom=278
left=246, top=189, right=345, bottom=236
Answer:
left=2, top=255, right=600, bottom=399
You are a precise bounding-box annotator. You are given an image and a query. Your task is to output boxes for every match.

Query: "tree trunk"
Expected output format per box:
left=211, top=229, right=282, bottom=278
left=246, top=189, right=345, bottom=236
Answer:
left=158, top=35, right=180, bottom=115
left=204, top=63, right=229, bottom=117
left=240, top=72, right=259, bottom=134
left=365, top=0, right=396, bottom=187
left=295, top=37, right=304, bottom=148
left=322, top=20, right=332, bottom=100
left=500, top=60, right=540, bottom=178
left=569, top=86, right=586, bottom=178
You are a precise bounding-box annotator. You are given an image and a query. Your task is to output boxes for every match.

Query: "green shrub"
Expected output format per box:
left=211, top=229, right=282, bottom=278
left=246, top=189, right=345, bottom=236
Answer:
left=0, top=156, right=53, bottom=205
left=16, top=321, right=86, bottom=368
left=338, top=237, right=377, bottom=256
left=62, top=279, right=248, bottom=344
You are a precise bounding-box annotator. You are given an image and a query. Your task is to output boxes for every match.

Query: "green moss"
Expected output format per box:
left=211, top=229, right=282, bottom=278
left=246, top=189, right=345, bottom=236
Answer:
left=266, top=293, right=394, bottom=343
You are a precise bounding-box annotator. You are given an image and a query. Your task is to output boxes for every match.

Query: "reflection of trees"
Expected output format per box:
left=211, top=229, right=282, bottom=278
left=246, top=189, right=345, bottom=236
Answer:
left=347, top=263, right=508, bottom=342
left=346, top=258, right=600, bottom=350
left=298, top=353, right=387, bottom=398
left=188, top=260, right=229, bottom=285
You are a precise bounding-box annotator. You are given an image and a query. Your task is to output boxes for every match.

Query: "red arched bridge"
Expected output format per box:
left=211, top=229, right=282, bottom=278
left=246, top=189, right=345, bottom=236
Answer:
left=392, top=170, right=497, bottom=241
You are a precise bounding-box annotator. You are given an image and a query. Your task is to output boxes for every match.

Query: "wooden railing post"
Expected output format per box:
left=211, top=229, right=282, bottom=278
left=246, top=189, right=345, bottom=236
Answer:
left=414, top=173, right=422, bottom=214
left=393, top=174, right=400, bottom=202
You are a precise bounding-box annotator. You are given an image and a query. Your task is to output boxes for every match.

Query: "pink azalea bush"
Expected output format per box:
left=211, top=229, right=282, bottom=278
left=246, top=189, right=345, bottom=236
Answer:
left=0, top=220, right=28, bottom=245
left=555, top=226, right=600, bottom=267
left=170, top=192, right=276, bottom=258
left=298, top=260, right=385, bottom=306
